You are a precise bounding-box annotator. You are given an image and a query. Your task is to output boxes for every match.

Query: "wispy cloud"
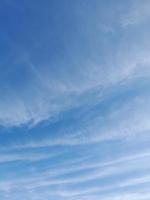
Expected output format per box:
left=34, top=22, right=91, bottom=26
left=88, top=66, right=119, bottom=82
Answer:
left=5, top=92, right=150, bottom=149
left=1, top=10, right=150, bottom=128
left=0, top=1, right=150, bottom=200
left=121, top=0, right=150, bottom=27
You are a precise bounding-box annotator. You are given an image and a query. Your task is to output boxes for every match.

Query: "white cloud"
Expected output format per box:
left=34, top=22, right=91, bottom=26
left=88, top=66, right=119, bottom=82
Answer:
left=1, top=149, right=150, bottom=195
left=1, top=34, right=150, bottom=128
left=7, top=93, right=150, bottom=149
left=0, top=151, right=61, bottom=163
left=121, top=0, right=150, bottom=27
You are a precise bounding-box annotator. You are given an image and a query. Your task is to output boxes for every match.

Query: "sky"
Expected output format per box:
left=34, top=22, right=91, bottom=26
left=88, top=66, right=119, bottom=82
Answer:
left=0, top=0, right=150, bottom=199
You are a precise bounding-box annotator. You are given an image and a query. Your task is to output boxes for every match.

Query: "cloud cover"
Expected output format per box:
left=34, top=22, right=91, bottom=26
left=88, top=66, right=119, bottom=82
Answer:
left=0, top=0, right=150, bottom=200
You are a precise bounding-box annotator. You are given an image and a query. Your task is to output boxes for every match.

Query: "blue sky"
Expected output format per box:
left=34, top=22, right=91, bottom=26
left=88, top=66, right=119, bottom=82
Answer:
left=0, top=0, right=150, bottom=199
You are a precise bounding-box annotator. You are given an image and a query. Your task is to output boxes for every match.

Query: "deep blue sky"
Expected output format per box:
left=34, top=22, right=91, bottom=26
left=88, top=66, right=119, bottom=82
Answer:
left=0, top=0, right=150, bottom=200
